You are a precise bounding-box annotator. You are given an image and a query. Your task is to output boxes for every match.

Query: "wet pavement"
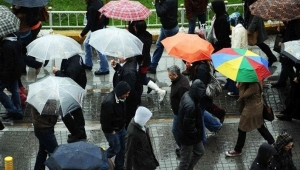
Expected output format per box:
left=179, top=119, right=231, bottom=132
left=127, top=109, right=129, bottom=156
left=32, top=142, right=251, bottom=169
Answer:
left=0, top=34, right=299, bottom=170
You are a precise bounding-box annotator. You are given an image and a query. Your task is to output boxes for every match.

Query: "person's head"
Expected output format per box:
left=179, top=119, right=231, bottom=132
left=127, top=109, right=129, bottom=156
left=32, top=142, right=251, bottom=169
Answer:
left=114, top=81, right=131, bottom=101
left=228, top=12, right=245, bottom=27
left=274, top=131, right=294, bottom=152
left=167, top=65, right=181, bottom=81
left=189, top=79, right=206, bottom=102
left=133, top=20, right=147, bottom=35
left=134, top=106, right=153, bottom=128
left=255, top=143, right=277, bottom=165
left=211, top=0, right=227, bottom=17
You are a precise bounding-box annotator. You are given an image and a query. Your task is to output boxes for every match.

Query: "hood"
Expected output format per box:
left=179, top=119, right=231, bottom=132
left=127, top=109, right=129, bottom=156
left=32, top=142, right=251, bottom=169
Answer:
left=274, top=131, right=293, bottom=152
left=114, top=81, right=131, bottom=97
left=188, top=79, right=206, bottom=102
left=41, top=100, right=57, bottom=115
left=134, top=106, right=152, bottom=130
left=211, top=0, right=227, bottom=17
left=256, top=143, right=277, bottom=165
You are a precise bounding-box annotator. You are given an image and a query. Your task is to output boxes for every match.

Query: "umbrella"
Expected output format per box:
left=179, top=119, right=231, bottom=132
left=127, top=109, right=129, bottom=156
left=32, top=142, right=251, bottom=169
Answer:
left=26, top=34, right=83, bottom=60
left=45, top=141, right=110, bottom=170
left=249, top=0, right=300, bottom=21
left=211, top=48, right=271, bottom=82
left=27, top=76, right=85, bottom=116
left=0, top=5, right=20, bottom=38
left=99, top=0, right=151, bottom=21
left=4, top=0, right=49, bottom=7
left=89, top=27, right=143, bottom=58
left=281, top=40, right=300, bottom=63
left=161, top=32, right=214, bottom=63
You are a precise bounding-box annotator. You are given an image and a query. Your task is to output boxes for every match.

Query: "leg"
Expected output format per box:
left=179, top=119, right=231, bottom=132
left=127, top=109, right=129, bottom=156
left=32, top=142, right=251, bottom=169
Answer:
left=104, top=132, right=122, bottom=159
left=24, top=56, right=43, bottom=69
left=257, top=124, right=275, bottom=144
left=203, top=110, right=222, bottom=132
left=83, top=33, right=94, bottom=67
left=178, top=144, right=193, bottom=170
left=34, top=142, right=47, bottom=170
left=172, top=114, right=181, bottom=148
left=188, top=16, right=197, bottom=34
left=197, top=13, right=206, bottom=27
left=71, top=107, right=86, bottom=133
left=234, top=128, right=246, bottom=153
left=114, top=127, right=126, bottom=170
left=256, top=42, right=277, bottom=66
left=3, top=80, right=23, bottom=119
left=96, top=50, right=109, bottom=72
left=188, top=141, right=205, bottom=169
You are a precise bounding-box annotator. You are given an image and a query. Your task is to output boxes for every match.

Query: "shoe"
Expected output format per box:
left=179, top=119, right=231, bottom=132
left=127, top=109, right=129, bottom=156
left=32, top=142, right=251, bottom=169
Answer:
left=268, top=58, right=277, bottom=67
left=225, top=150, right=242, bottom=157
left=35, top=67, right=41, bottom=75
left=2, top=115, right=12, bottom=122
left=227, top=92, right=239, bottom=97
left=94, top=70, right=109, bottom=75
left=271, top=83, right=286, bottom=88
left=158, top=89, right=166, bottom=102
left=147, top=68, right=156, bottom=74
left=175, top=148, right=180, bottom=157
left=43, top=60, right=49, bottom=67
left=83, top=64, right=92, bottom=71
left=147, top=78, right=156, bottom=94
left=276, top=114, right=292, bottom=121
left=67, top=131, right=87, bottom=143
left=182, top=69, right=190, bottom=75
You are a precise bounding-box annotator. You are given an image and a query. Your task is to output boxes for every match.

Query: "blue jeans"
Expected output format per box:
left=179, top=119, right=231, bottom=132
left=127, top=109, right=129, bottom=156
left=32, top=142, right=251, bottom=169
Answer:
left=202, top=110, right=222, bottom=143
left=83, top=33, right=109, bottom=72
left=188, top=13, right=206, bottom=34
left=178, top=141, right=205, bottom=170
left=172, top=114, right=181, bottom=148
left=34, top=130, right=58, bottom=170
left=150, top=25, right=179, bottom=69
left=104, top=127, right=126, bottom=170
left=0, top=79, right=23, bottom=118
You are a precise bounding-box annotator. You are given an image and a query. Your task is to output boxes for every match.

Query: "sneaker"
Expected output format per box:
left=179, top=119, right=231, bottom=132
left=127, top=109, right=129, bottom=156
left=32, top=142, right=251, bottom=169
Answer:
left=225, top=150, right=242, bottom=157
left=158, top=89, right=166, bottom=102
left=1, top=115, right=12, bottom=122
left=94, top=70, right=109, bottom=75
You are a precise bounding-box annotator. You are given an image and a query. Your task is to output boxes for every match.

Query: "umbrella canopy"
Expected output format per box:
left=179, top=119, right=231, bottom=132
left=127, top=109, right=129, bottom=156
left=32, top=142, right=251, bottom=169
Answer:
left=89, top=27, right=143, bottom=58
left=45, top=141, right=109, bottom=170
left=26, top=34, right=83, bottom=60
left=161, top=33, right=214, bottom=63
left=27, top=76, right=85, bottom=116
left=99, top=0, right=151, bottom=21
left=5, top=0, right=49, bottom=7
left=281, top=40, right=300, bottom=64
left=211, top=48, right=271, bottom=82
left=0, top=5, right=20, bottom=38
left=249, top=0, right=300, bottom=21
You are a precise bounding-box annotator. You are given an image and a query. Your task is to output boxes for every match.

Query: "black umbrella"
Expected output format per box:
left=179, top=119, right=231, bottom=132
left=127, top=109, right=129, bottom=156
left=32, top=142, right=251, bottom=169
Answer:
left=5, top=0, right=49, bottom=7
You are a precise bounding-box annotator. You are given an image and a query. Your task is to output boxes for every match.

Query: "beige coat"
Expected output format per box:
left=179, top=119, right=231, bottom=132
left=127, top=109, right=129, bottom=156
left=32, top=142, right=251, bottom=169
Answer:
left=231, top=23, right=248, bottom=49
left=238, top=83, right=264, bottom=132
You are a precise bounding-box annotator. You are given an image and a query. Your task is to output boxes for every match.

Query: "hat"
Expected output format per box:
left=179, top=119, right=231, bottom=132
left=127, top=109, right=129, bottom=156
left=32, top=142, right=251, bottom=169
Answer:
left=134, top=106, right=152, bottom=128
left=114, top=81, right=131, bottom=97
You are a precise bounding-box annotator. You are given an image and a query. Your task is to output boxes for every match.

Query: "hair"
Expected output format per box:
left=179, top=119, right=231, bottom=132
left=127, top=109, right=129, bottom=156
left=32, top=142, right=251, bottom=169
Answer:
left=211, top=0, right=228, bottom=18
left=134, top=20, right=147, bottom=36
left=167, top=65, right=181, bottom=75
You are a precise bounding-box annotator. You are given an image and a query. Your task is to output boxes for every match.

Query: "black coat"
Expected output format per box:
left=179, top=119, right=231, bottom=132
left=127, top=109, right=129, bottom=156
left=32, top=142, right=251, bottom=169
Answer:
left=125, top=119, right=159, bottom=170
left=250, top=143, right=277, bottom=170
left=55, top=54, right=87, bottom=89
left=135, top=31, right=152, bottom=67
left=155, top=0, right=178, bottom=29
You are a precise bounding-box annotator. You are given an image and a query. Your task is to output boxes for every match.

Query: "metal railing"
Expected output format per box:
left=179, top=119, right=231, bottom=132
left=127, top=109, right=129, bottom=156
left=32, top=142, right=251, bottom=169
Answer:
left=43, top=3, right=244, bottom=29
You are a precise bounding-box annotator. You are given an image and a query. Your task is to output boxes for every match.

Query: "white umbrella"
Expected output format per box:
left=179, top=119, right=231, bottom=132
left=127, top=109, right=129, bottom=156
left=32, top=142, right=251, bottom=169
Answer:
left=89, top=27, right=143, bottom=58
left=26, top=34, right=83, bottom=60
left=27, top=76, right=85, bottom=116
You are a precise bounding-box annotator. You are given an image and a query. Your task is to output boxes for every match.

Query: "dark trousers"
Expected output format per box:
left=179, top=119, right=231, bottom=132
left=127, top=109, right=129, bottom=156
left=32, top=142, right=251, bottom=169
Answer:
left=256, top=43, right=277, bottom=61
left=62, top=107, right=86, bottom=135
left=234, top=124, right=274, bottom=153
left=277, top=57, right=295, bottom=86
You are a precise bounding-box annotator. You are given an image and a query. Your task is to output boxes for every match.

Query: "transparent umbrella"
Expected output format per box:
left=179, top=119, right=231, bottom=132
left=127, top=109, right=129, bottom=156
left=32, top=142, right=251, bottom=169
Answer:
left=89, top=27, right=143, bottom=58
left=26, top=76, right=85, bottom=116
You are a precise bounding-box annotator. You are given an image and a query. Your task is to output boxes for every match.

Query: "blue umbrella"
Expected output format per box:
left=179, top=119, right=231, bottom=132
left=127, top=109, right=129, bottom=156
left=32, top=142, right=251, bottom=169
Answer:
left=45, top=141, right=109, bottom=170
left=5, top=0, right=49, bottom=7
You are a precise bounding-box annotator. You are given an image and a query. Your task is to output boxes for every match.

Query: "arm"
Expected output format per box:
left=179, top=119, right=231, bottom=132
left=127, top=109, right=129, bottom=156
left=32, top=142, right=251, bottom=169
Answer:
left=247, top=15, right=259, bottom=33
left=155, top=0, right=170, bottom=17
left=100, top=101, right=115, bottom=133
left=214, top=16, right=231, bottom=47
left=238, top=83, right=259, bottom=100
left=80, top=7, right=97, bottom=37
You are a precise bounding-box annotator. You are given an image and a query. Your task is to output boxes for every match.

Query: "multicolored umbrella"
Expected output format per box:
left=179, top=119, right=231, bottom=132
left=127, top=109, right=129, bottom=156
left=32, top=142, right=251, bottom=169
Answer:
left=211, top=48, right=271, bottom=82
left=99, top=0, right=151, bottom=21
left=281, top=40, right=300, bottom=64
left=161, top=33, right=214, bottom=63
left=0, top=5, right=20, bottom=38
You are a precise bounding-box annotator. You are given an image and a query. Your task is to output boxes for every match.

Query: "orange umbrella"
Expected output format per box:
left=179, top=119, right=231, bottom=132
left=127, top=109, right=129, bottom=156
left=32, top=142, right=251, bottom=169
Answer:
left=161, top=32, right=214, bottom=63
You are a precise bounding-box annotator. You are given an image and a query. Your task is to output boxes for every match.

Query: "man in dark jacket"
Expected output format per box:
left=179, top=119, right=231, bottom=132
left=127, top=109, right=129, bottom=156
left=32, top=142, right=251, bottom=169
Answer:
left=167, top=65, right=190, bottom=157
left=79, top=0, right=109, bottom=76
left=125, top=106, right=159, bottom=170
left=250, top=143, right=277, bottom=170
left=101, top=81, right=131, bottom=170
left=0, top=34, right=23, bottom=121
left=147, top=0, right=179, bottom=74
left=53, top=54, right=87, bottom=143
left=177, top=79, right=205, bottom=170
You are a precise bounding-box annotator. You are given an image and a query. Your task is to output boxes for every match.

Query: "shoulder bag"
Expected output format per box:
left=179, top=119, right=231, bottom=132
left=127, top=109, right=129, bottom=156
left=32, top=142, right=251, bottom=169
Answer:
left=206, top=73, right=222, bottom=99
left=248, top=31, right=258, bottom=46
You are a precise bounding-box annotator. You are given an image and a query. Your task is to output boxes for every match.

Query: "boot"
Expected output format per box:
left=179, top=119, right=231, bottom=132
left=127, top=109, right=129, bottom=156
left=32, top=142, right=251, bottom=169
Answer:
left=147, top=77, right=156, bottom=94
left=19, top=86, right=27, bottom=106
left=147, top=80, right=166, bottom=102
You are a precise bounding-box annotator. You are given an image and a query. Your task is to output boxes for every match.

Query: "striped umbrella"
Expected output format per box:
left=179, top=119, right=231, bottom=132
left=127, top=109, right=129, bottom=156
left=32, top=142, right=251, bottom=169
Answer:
left=211, top=48, right=271, bottom=82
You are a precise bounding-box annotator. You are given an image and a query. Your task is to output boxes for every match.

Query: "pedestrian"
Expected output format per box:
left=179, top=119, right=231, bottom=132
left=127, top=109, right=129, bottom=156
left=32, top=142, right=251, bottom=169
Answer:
left=207, top=0, right=231, bottom=53
left=225, top=82, right=275, bottom=157
left=53, top=54, right=87, bottom=143
left=31, top=100, right=58, bottom=170
left=167, top=65, right=190, bottom=157
left=177, top=79, right=205, bottom=170
left=111, top=56, right=141, bottom=128
left=147, top=0, right=179, bottom=74
left=125, top=106, right=159, bottom=170
left=129, top=20, right=166, bottom=102
left=244, top=0, right=277, bottom=67
left=271, top=131, right=297, bottom=170
left=184, top=0, right=209, bottom=34
left=250, top=143, right=277, bottom=170
left=0, top=33, right=24, bottom=121
left=80, top=0, right=109, bottom=76
left=100, top=81, right=131, bottom=170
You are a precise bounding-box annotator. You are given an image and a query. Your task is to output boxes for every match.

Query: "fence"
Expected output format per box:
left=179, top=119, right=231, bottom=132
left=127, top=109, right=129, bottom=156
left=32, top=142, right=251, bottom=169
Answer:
left=43, top=3, right=244, bottom=29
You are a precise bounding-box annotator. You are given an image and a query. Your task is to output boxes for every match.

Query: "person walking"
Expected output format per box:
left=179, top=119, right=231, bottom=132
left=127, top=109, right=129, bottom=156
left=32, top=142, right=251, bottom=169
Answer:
left=225, top=82, right=275, bottom=157
left=53, top=54, right=87, bottom=143
left=125, top=106, right=159, bottom=170
left=100, top=81, right=131, bottom=170
left=250, top=143, right=277, bottom=170
left=177, top=79, right=205, bottom=170
left=147, top=0, right=179, bottom=74
left=80, top=0, right=109, bottom=76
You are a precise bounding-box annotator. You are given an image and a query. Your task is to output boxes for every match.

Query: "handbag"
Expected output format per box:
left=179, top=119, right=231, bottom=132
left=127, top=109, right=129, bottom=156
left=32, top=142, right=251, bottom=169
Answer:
left=273, top=34, right=283, bottom=53
left=248, top=31, right=258, bottom=46
left=206, top=73, right=222, bottom=99
left=258, top=83, right=274, bottom=121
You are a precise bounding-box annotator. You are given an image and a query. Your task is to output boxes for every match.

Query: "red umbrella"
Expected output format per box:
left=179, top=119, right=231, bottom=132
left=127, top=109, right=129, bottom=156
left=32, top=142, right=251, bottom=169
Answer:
left=99, top=0, right=151, bottom=21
